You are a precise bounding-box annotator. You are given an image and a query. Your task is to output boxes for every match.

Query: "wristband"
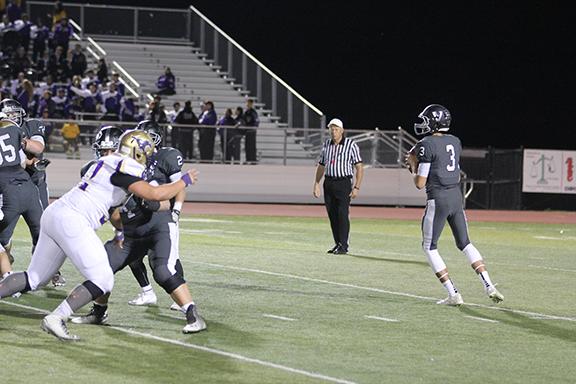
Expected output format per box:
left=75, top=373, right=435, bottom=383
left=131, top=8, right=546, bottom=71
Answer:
left=21, top=139, right=27, bottom=151
left=181, top=173, right=193, bottom=186
left=113, top=229, right=124, bottom=241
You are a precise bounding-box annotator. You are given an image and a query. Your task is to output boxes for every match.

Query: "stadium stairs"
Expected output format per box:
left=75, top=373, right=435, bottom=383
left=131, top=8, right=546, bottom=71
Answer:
left=96, top=41, right=316, bottom=165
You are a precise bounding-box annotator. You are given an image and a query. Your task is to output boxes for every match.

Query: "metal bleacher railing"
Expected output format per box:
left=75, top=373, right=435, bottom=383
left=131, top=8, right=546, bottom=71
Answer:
left=26, top=1, right=418, bottom=168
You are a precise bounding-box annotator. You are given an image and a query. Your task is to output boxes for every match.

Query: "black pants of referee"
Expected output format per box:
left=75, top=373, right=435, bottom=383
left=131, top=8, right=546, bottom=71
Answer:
left=323, top=176, right=352, bottom=251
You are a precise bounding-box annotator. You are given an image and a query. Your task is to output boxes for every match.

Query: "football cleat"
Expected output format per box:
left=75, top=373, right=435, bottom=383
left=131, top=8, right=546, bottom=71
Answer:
left=70, top=305, right=109, bottom=325
left=486, top=286, right=504, bottom=303
left=128, top=290, right=157, bottom=306
left=51, top=271, right=66, bottom=287
left=41, top=314, right=80, bottom=341
left=326, top=245, right=339, bottom=254
left=170, top=302, right=181, bottom=311
left=436, top=293, right=464, bottom=306
left=182, top=305, right=207, bottom=334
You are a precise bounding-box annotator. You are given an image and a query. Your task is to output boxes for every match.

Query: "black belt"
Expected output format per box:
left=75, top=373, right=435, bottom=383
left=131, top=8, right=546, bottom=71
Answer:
left=325, top=175, right=352, bottom=180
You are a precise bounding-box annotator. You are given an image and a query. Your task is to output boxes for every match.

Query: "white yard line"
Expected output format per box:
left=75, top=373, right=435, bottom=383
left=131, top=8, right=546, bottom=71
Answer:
left=179, top=218, right=233, bottom=223
left=263, top=314, right=297, bottom=321
left=191, top=261, right=576, bottom=322
left=464, top=315, right=500, bottom=324
left=0, top=301, right=356, bottom=384
left=364, top=315, right=399, bottom=323
left=533, top=236, right=576, bottom=241
left=526, top=265, right=576, bottom=273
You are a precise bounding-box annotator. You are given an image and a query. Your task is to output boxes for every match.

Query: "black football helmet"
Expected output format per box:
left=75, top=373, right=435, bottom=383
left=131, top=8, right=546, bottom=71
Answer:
left=135, top=119, right=162, bottom=146
left=0, top=98, right=26, bottom=127
left=414, top=104, right=451, bottom=136
left=93, top=125, right=123, bottom=158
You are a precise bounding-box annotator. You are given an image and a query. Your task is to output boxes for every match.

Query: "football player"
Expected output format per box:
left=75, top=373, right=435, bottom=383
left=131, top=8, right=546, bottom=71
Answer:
left=72, top=120, right=206, bottom=334
left=406, top=104, right=504, bottom=306
left=0, top=130, right=198, bottom=341
left=0, top=99, right=45, bottom=278
left=1, top=114, right=67, bottom=287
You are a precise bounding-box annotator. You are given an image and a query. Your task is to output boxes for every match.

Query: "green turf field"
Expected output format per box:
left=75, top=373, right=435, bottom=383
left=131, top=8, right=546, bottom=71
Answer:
left=1, top=214, right=575, bottom=384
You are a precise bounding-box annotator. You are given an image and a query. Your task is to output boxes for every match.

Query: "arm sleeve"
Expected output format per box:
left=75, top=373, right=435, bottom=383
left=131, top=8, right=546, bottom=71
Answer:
left=110, top=172, right=143, bottom=189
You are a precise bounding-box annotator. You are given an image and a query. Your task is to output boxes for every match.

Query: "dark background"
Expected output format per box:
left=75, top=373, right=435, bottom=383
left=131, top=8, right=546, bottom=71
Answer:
left=61, top=0, right=575, bottom=150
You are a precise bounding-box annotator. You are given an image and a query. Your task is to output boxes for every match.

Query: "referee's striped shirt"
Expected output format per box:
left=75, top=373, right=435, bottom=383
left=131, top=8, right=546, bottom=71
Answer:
left=318, top=137, right=362, bottom=178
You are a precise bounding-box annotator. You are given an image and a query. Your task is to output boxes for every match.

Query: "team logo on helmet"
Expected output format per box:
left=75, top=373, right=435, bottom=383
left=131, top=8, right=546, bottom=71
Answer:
left=117, top=130, right=155, bottom=165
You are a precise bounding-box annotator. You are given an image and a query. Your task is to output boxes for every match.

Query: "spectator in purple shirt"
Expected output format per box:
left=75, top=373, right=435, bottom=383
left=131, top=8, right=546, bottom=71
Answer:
left=156, top=67, right=176, bottom=95
left=51, top=17, right=73, bottom=54
left=6, top=0, right=22, bottom=23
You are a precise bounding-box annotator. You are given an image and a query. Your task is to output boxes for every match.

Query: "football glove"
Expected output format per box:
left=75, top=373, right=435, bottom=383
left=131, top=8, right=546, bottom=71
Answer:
left=171, top=209, right=181, bottom=223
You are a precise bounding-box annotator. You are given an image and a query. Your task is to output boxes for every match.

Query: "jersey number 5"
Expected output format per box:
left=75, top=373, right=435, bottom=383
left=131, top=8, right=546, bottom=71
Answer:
left=0, top=133, right=17, bottom=166
left=446, top=144, right=456, bottom=172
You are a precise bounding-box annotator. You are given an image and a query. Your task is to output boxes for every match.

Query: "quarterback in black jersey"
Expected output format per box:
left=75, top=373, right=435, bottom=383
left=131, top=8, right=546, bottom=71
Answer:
left=406, top=104, right=504, bottom=306
left=72, top=121, right=206, bottom=334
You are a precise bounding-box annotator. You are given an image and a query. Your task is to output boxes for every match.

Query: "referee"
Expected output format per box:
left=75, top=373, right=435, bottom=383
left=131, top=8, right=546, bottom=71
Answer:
left=313, top=118, right=364, bottom=254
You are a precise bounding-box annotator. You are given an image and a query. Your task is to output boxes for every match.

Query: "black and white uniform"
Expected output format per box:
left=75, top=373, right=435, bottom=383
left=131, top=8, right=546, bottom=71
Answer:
left=105, top=147, right=185, bottom=293
left=416, top=134, right=470, bottom=252
left=318, top=137, right=362, bottom=251
left=0, top=121, right=43, bottom=249
left=25, top=154, right=146, bottom=293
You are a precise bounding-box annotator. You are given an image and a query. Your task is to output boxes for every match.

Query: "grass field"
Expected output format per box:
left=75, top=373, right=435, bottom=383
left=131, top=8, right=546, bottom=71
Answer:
left=1, top=213, right=575, bottom=384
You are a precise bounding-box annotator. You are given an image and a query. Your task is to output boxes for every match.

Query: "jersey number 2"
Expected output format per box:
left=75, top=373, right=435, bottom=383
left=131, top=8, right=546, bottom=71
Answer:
left=446, top=144, right=456, bottom=172
left=0, top=134, right=17, bottom=166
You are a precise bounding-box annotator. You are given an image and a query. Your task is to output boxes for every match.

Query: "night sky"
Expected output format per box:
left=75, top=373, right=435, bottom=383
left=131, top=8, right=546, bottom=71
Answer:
left=64, top=1, right=575, bottom=149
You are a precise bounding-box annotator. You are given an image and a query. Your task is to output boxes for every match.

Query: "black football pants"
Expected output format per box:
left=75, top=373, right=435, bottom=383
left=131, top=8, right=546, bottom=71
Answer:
left=323, top=177, right=352, bottom=250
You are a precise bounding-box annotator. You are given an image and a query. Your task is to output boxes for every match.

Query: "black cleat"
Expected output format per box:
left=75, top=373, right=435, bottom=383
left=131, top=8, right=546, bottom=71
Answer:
left=327, top=245, right=339, bottom=254
left=333, top=246, right=348, bottom=255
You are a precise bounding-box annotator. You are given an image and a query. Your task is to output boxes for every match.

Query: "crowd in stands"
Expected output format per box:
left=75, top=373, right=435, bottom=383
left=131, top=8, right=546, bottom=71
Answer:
left=0, top=0, right=260, bottom=163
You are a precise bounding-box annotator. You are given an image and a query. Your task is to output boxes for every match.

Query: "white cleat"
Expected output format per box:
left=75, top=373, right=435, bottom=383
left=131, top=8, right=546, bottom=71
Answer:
left=182, top=305, right=207, bottom=334
left=41, top=314, right=80, bottom=341
left=436, top=293, right=464, bottom=306
left=169, top=302, right=181, bottom=311
left=486, top=286, right=504, bottom=303
left=70, top=306, right=109, bottom=325
left=128, top=290, right=157, bottom=306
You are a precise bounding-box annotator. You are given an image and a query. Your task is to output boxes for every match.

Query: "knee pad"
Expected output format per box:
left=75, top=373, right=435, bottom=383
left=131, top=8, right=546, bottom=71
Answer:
left=462, top=243, right=483, bottom=264
left=82, top=280, right=105, bottom=300
left=154, top=271, right=186, bottom=294
left=423, top=248, right=447, bottom=273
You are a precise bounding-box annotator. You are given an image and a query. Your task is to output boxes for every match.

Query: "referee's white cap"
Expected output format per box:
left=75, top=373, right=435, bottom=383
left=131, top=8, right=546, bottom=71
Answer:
left=327, top=118, right=344, bottom=129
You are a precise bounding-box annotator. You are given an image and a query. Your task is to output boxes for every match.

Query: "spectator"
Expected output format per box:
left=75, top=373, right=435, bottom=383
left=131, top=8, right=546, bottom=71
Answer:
left=14, top=13, right=32, bottom=52
left=147, top=100, right=167, bottom=124
left=11, top=47, right=31, bottom=78
left=81, top=68, right=98, bottom=89
left=198, top=101, right=217, bottom=161
left=110, top=71, right=124, bottom=96
left=36, top=89, right=55, bottom=117
left=51, top=17, right=73, bottom=54
left=243, top=98, right=259, bottom=164
left=70, top=81, right=102, bottom=122
left=96, top=58, right=108, bottom=84
left=6, top=0, right=22, bottom=23
left=69, top=44, right=87, bottom=77
left=101, top=82, right=121, bottom=118
left=52, top=1, right=67, bottom=26
left=15, top=78, right=35, bottom=114
left=156, top=66, right=175, bottom=95
left=60, top=113, right=81, bottom=159
left=31, top=17, right=50, bottom=62
left=166, top=101, right=180, bottom=123
left=47, top=45, right=69, bottom=82
left=173, top=100, right=198, bottom=160
left=120, top=95, right=137, bottom=122
left=217, top=108, right=240, bottom=162
left=51, top=87, right=67, bottom=118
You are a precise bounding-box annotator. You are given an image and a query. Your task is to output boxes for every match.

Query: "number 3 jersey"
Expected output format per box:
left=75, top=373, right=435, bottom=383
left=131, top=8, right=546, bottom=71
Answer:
left=59, top=154, right=146, bottom=229
left=415, top=134, right=462, bottom=199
